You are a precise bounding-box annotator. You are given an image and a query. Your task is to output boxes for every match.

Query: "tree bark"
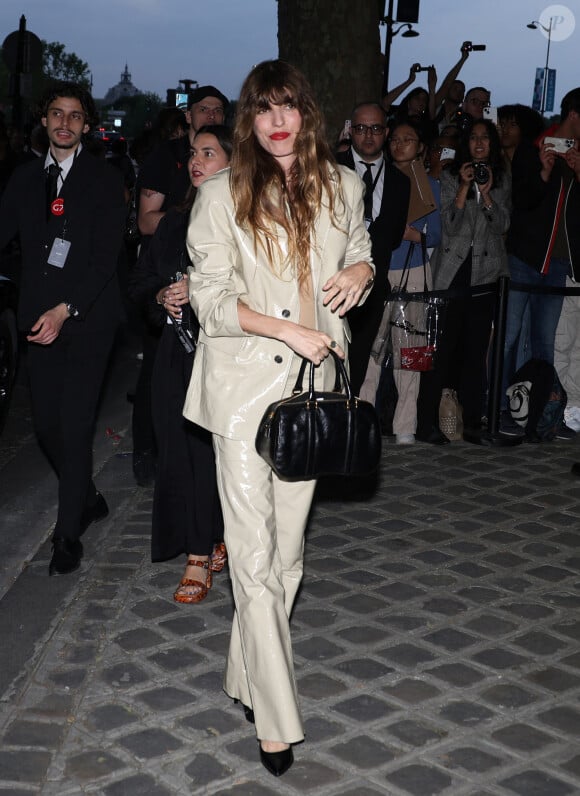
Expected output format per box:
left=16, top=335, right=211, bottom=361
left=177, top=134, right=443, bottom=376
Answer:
left=278, top=0, right=382, bottom=145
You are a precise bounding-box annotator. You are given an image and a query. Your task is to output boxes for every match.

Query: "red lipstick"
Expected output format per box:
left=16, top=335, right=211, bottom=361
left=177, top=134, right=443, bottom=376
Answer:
left=270, top=132, right=290, bottom=140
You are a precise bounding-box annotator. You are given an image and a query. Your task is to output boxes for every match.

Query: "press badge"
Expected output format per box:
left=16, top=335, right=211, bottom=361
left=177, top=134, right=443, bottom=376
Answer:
left=47, top=238, right=71, bottom=268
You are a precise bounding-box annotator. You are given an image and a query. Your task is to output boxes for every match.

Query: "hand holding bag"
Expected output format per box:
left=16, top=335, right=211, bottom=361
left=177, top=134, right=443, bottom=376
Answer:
left=256, top=350, right=381, bottom=480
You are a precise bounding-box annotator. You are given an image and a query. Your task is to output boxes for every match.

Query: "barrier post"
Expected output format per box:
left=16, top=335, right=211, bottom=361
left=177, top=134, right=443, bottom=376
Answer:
left=488, top=276, right=509, bottom=434
left=464, top=276, right=522, bottom=446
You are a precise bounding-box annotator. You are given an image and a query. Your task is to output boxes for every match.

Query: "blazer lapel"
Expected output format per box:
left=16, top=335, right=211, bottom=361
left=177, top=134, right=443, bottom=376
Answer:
left=310, top=188, right=334, bottom=292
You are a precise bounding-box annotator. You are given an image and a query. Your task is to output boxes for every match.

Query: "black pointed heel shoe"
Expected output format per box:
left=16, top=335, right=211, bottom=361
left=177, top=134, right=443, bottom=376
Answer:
left=259, top=745, right=293, bottom=777
left=233, top=698, right=255, bottom=724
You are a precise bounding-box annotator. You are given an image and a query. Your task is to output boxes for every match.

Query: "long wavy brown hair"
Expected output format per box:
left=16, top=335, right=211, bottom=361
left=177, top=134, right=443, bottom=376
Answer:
left=231, top=60, right=342, bottom=285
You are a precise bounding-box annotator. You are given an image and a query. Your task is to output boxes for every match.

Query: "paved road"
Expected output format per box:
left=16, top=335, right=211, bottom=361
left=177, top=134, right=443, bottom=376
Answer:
left=1, top=340, right=580, bottom=795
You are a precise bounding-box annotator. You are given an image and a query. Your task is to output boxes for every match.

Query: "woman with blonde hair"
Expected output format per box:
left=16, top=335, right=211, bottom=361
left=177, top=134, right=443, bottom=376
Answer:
left=183, top=60, right=374, bottom=775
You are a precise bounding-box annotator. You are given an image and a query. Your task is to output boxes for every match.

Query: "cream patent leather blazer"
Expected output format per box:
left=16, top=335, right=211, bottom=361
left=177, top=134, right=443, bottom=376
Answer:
left=183, top=166, right=374, bottom=441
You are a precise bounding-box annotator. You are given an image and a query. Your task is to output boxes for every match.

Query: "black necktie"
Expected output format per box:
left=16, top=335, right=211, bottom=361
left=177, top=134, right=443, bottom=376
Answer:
left=361, top=162, right=374, bottom=222
left=46, top=162, right=61, bottom=219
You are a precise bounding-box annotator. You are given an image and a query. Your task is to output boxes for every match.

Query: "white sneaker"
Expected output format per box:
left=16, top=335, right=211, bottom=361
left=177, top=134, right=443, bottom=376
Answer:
left=565, top=406, right=580, bottom=431
left=396, top=433, right=415, bottom=445
left=565, top=415, right=580, bottom=432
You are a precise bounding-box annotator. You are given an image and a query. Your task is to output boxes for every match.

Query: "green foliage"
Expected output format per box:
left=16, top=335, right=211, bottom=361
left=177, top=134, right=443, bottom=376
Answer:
left=41, top=40, right=91, bottom=87
left=0, top=40, right=91, bottom=129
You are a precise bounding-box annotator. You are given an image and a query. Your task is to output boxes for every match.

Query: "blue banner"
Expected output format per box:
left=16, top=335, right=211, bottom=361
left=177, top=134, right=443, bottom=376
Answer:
left=532, top=68, right=544, bottom=111
left=545, top=69, right=556, bottom=113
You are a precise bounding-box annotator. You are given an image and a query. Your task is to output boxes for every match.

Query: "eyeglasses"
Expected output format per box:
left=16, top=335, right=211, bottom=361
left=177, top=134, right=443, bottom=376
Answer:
left=466, top=98, right=490, bottom=108
left=390, top=137, right=419, bottom=147
left=197, top=105, right=224, bottom=116
left=352, top=124, right=386, bottom=136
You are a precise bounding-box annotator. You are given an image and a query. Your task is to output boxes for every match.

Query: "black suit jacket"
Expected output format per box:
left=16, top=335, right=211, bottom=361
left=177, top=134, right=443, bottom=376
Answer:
left=335, top=148, right=409, bottom=301
left=336, top=148, right=410, bottom=393
left=0, top=148, right=126, bottom=335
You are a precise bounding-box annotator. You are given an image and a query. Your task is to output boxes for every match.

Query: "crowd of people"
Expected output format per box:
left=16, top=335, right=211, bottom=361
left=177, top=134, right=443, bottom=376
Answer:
left=1, top=44, right=580, bottom=777
left=338, top=45, right=580, bottom=446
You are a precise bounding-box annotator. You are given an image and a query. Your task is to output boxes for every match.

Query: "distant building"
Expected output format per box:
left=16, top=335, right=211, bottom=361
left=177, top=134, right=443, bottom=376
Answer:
left=103, top=65, right=141, bottom=105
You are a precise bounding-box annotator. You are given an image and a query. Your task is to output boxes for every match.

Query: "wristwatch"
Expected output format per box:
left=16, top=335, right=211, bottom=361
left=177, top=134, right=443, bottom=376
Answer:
left=65, top=302, right=80, bottom=319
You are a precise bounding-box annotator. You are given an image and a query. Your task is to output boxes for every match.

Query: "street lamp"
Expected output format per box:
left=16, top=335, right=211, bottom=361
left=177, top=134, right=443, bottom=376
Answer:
left=382, top=0, right=420, bottom=97
left=527, top=17, right=553, bottom=117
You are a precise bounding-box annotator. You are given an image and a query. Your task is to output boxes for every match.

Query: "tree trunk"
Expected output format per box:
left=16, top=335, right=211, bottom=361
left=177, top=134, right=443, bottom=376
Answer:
left=278, top=0, right=382, bottom=145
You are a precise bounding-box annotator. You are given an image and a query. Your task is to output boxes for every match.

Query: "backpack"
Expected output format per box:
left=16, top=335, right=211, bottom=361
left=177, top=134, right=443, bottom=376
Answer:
left=507, top=358, right=566, bottom=442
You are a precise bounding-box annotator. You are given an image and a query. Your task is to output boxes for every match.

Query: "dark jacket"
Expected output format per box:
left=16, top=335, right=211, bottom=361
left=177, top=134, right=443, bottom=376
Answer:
left=128, top=206, right=198, bottom=339
left=0, top=148, right=126, bottom=334
left=335, top=148, right=410, bottom=300
left=507, top=138, right=580, bottom=279
left=335, top=147, right=410, bottom=393
left=432, top=168, right=511, bottom=290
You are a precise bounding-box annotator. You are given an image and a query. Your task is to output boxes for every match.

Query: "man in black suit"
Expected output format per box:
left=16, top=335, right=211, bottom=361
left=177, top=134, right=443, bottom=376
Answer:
left=336, top=102, right=410, bottom=394
left=0, top=82, right=126, bottom=575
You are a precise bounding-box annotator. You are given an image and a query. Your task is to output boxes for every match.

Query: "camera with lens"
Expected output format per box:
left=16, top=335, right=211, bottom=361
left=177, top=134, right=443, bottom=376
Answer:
left=412, top=64, right=430, bottom=73
left=455, top=109, right=473, bottom=133
left=462, top=41, right=486, bottom=52
left=472, top=162, right=490, bottom=185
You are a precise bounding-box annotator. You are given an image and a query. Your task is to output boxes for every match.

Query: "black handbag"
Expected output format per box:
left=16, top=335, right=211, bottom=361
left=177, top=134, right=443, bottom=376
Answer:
left=255, top=350, right=381, bottom=480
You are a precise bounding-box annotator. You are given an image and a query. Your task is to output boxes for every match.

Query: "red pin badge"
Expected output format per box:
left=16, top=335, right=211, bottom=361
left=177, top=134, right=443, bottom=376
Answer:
left=51, top=198, right=64, bottom=216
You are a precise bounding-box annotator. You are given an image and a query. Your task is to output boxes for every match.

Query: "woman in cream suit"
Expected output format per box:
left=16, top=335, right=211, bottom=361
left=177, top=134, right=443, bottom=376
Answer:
left=184, top=60, right=374, bottom=776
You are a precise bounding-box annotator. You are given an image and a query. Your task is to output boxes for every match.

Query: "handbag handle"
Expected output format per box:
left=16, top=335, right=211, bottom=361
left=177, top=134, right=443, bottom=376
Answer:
left=291, top=349, right=351, bottom=398
left=397, top=232, right=429, bottom=296
left=397, top=241, right=415, bottom=293
left=419, top=231, right=428, bottom=293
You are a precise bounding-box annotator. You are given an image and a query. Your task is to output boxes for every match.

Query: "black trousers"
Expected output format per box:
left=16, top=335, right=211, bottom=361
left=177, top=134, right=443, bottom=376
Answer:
left=132, top=325, right=159, bottom=457
left=150, top=327, right=223, bottom=561
left=348, top=287, right=386, bottom=396
left=417, top=284, right=495, bottom=433
left=27, top=328, right=116, bottom=541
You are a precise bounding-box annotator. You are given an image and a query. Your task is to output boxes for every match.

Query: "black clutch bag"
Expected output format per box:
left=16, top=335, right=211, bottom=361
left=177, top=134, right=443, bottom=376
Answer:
left=255, top=350, right=381, bottom=481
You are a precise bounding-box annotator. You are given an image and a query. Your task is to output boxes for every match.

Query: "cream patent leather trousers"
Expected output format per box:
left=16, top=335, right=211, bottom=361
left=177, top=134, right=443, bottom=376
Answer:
left=211, top=352, right=322, bottom=744
left=212, top=434, right=316, bottom=743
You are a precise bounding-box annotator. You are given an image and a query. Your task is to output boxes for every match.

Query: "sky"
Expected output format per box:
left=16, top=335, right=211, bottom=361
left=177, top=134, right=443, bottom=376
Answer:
left=0, top=1, right=578, bottom=114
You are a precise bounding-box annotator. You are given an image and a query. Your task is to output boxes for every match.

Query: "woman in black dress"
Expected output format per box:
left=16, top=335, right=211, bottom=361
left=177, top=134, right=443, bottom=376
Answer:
left=131, top=125, right=232, bottom=602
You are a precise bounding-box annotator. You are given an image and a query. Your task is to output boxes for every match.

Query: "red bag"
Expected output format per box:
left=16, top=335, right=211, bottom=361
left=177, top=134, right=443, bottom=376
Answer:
left=400, top=345, right=436, bottom=371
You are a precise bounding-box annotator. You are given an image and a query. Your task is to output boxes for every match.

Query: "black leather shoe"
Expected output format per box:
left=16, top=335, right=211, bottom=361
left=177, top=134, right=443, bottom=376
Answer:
left=234, top=699, right=255, bottom=724
left=259, top=745, right=293, bottom=777
left=80, top=492, right=109, bottom=534
left=49, top=537, right=83, bottom=576
left=416, top=426, right=451, bottom=445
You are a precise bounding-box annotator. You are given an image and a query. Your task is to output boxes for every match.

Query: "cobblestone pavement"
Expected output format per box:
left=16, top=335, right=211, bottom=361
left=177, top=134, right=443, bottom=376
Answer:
left=2, top=434, right=580, bottom=795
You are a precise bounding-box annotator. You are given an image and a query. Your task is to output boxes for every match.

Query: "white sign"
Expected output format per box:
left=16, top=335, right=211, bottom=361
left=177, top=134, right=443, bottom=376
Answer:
left=539, top=5, right=576, bottom=41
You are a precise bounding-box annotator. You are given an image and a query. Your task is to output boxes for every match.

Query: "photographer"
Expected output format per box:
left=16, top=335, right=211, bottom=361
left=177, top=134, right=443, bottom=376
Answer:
left=421, top=118, right=510, bottom=436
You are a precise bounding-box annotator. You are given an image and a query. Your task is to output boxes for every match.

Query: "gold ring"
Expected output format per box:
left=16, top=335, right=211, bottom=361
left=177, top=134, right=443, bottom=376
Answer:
left=330, top=340, right=337, bottom=349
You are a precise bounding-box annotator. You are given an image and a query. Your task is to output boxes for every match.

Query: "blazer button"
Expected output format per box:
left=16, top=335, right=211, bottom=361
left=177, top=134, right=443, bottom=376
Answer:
left=274, top=355, right=283, bottom=364
left=282, top=309, right=290, bottom=318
